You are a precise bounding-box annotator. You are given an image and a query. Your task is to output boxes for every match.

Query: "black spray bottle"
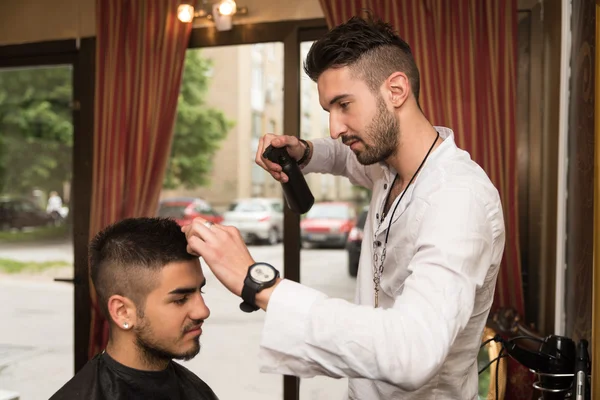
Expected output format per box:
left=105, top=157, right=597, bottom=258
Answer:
left=262, top=144, right=314, bottom=214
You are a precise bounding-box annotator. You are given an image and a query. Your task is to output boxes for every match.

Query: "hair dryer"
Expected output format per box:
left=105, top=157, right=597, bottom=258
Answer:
left=501, top=334, right=578, bottom=399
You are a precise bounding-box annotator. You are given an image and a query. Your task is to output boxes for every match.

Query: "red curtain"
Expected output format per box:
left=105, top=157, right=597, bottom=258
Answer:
left=88, top=0, right=197, bottom=358
left=318, top=0, right=524, bottom=316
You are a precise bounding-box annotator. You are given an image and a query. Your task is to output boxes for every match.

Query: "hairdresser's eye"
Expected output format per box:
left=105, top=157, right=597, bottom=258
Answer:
left=174, top=297, right=188, bottom=305
left=340, top=102, right=350, bottom=110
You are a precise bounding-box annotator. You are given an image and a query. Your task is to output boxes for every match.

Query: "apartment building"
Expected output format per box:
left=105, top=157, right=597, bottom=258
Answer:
left=161, top=42, right=358, bottom=211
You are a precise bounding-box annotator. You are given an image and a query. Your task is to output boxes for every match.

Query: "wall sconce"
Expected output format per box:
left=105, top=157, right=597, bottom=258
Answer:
left=177, top=1, right=248, bottom=31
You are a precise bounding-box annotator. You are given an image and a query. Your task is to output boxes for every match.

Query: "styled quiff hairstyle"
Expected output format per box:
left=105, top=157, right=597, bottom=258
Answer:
left=304, top=15, right=421, bottom=103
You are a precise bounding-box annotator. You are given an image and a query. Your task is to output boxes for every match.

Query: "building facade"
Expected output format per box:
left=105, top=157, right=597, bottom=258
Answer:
left=161, top=42, right=359, bottom=211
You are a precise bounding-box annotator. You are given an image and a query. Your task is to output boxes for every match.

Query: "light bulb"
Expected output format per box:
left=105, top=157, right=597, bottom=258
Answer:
left=177, top=4, right=195, bottom=23
left=218, top=0, right=236, bottom=16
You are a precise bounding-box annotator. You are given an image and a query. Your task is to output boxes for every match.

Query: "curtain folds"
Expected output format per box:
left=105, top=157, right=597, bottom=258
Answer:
left=88, top=0, right=197, bottom=358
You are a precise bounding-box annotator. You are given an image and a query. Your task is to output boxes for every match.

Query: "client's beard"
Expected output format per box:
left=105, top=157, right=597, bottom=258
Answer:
left=135, top=335, right=200, bottom=369
left=134, top=320, right=201, bottom=370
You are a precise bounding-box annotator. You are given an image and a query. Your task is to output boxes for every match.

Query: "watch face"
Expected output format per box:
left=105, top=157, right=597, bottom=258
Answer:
left=250, top=264, right=276, bottom=283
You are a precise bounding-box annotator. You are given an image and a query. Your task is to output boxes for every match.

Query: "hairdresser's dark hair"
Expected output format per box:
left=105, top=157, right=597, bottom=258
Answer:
left=304, top=15, right=420, bottom=102
left=89, top=217, right=197, bottom=320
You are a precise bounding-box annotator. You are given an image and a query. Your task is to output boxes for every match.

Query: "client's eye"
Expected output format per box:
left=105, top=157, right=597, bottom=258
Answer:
left=174, top=297, right=188, bottom=305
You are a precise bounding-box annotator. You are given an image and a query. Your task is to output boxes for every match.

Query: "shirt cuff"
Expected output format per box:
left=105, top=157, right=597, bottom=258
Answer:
left=300, top=138, right=328, bottom=174
left=258, top=279, right=327, bottom=372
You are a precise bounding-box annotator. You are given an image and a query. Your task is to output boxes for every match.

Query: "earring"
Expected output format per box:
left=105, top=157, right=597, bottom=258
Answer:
left=123, top=322, right=129, bottom=329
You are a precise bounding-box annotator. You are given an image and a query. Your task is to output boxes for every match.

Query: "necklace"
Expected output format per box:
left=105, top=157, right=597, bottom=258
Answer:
left=372, top=131, right=440, bottom=307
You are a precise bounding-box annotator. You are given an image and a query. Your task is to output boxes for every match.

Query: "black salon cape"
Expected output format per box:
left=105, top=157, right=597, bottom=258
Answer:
left=49, top=352, right=219, bottom=400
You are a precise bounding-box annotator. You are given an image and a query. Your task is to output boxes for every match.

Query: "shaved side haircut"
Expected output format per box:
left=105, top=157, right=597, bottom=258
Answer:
left=304, top=15, right=421, bottom=104
left=89, top=217, right=197, bottom=321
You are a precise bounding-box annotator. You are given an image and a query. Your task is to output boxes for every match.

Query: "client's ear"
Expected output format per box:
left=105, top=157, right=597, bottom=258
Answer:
left=107, top=295, right=137, bottom=331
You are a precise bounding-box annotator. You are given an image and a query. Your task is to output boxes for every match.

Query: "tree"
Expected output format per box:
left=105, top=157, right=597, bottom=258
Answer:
left=163, top=51, right=233, bottom=189
left=0, top=66, right=73, bottom=197
left=0, top=50, right=231, bottom=198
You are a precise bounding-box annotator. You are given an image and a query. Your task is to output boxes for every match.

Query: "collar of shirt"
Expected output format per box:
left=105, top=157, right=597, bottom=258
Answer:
left=373, top=126, right=457, bottom=236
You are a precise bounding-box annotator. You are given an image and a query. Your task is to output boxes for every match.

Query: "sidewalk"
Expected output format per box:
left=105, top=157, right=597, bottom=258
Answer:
left=0, top=246, right=351, bottom=400
left=0, top=240, right=73, bottom=263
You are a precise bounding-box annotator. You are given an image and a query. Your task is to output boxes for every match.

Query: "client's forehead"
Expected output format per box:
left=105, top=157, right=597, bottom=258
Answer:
left=152, top=259, right=204, bottom=294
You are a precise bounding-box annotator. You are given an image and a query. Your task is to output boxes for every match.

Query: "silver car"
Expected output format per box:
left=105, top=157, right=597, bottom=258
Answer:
left=223, top=198, right=284, bottom=245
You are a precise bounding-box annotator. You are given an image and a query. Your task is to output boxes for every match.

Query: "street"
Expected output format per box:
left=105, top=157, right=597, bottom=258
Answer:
left=0, top=242, right=355, bottom=400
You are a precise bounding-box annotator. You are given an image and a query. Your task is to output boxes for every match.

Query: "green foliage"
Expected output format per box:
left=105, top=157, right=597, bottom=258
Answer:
left=0, top=257, right=71, bottom=273
left=0, top=225, right=68, bottom=243
left=0, top=50, right=231, bottom=197
left=0, top=66, right=73, bottom=196
left=163, top=51, right=233, bottom=189
left=478, top=347, right=491, bottom=398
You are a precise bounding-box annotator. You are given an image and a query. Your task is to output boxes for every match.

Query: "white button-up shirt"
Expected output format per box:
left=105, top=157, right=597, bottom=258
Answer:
left=258, top=127, right=505, bottom=399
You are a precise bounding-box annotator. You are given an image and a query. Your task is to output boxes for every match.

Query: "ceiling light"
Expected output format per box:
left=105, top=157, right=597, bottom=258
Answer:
left=177, top=1, right=248, bottom=31
left=218, top=0, right=236, bottom=16
left=177, top=4, right=195, bottom=23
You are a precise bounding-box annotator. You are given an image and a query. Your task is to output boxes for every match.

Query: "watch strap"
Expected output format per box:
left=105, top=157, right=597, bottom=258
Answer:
left=296, top=139, right=310, bottom=166
left=240, top=278, right=260, bottom=312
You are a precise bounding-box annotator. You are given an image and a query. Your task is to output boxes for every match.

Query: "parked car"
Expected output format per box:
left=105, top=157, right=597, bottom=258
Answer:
left=346, top=207, right=368, bottom=277
left=300, top=201, right=356, bottom=248
left=222, top=198, right=283, bottom=245
left=0, top=197, right=57, bottom=231
left=157, top=197, right=223, bottom=227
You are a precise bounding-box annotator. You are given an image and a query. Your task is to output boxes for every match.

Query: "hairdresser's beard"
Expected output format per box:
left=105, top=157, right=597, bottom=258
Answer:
left=343, top=96, right=400, bottom=166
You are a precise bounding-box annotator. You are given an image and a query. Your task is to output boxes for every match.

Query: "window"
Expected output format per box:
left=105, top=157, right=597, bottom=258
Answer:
left=298, top=43, right=355, bottom=398
left=252, top=112, right=263, bottom=138
left=158, top=43, right=284, bottom=398
left=0, top=65, right=75, bottom=399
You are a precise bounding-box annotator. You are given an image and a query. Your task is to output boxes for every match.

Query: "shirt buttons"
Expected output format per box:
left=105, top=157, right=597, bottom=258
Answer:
left=384, top=184, right=388, bottom=189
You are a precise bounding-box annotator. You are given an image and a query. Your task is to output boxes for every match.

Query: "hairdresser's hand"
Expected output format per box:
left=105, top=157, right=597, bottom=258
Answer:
left=182, top=218, right=255, bottom=298
left=255, top=134, right=310, bottom=183
left=183, top=218, right=281, bottom=310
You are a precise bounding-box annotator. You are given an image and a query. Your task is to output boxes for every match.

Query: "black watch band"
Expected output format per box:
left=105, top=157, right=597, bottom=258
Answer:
left=240, top=279, right=260, bottom=312
left=296, top=138, right=310, bottom=166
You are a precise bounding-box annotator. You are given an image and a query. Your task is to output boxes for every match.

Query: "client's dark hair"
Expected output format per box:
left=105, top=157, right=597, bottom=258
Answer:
left=304, top=14, right=421, bottom=102
left=89, top=217, right=197, bottom=320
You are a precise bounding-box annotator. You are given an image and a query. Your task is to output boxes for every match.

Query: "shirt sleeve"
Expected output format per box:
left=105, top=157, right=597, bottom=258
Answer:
left=258, top=186, right=499, bottom=391
left=301, top=137, right=377, bottom=190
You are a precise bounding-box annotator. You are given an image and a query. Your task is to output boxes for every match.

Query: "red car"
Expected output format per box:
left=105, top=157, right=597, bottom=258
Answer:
left=300, top=201, right=356, bottom=248
left=157, top=197, right=223, bottom=227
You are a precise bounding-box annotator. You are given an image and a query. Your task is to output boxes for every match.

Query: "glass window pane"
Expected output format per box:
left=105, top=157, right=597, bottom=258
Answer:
left=0, top=65, right=74, bottom=400
left=159, top=43, right=284, bottom=399
left=298, top=41, right=358, bottom=400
